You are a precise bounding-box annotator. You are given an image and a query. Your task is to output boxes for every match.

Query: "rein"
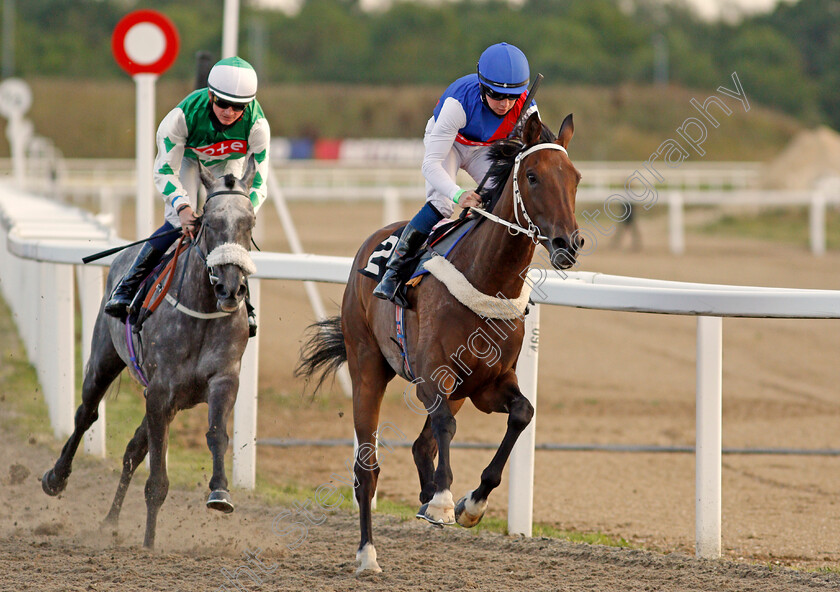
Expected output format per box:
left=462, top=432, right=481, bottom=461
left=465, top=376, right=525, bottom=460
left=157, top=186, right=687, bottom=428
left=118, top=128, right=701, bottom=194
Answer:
left=471, top=142, right=568, bottom=244
left=145, top=192, right=256, bottom=322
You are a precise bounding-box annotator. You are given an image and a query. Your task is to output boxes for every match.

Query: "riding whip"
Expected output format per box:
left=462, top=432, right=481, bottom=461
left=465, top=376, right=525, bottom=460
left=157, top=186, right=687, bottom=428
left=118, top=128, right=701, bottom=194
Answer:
left=82, top=228, right=183, bottom=264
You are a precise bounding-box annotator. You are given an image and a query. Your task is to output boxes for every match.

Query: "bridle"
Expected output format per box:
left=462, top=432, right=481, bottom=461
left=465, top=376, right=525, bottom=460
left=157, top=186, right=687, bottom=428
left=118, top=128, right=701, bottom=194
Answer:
left=191, top=187, right=256, bottom=288
left=470, top=142, right=568, bottom=244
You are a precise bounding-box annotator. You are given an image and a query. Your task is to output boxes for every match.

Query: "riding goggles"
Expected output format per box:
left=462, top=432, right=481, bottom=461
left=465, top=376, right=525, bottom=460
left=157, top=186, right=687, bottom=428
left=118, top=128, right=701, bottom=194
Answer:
left=482, top=85, right=521, bottom=102
left=212, top=94, right=249, bottom=112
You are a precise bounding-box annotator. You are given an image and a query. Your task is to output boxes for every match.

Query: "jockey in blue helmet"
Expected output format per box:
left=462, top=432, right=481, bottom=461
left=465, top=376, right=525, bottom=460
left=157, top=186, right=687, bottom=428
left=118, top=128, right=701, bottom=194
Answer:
left=373, top=42, right=537, bottom=306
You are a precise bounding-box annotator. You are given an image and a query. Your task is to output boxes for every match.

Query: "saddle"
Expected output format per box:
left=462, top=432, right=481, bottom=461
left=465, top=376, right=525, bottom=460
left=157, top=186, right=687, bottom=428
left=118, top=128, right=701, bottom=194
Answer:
left=358, top=216, right=479, bottom=305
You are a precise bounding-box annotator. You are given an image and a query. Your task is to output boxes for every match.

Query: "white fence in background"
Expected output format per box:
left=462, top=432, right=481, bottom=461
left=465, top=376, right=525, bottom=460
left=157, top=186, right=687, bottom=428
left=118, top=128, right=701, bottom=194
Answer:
left=2, top=183, right=840, bottom=560
left=9, top=158, right=837, bottom=256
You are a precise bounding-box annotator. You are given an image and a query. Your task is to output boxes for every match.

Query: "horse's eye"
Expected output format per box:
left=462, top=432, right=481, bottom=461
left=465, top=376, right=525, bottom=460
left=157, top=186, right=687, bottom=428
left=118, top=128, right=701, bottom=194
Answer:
left=526, top=172, right=538, bottom=185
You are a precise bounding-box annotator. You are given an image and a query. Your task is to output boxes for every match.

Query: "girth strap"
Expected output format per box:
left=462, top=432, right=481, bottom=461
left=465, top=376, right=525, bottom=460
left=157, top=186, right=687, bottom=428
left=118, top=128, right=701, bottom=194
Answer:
left=394, top=305, right=415, bottom=380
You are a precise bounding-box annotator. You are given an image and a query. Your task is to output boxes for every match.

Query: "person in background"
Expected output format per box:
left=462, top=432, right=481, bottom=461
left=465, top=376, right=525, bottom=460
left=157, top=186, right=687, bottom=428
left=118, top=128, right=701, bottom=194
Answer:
left=373, top=42, right=536, bottom=304
left=104, top=56, right=270, bottom=336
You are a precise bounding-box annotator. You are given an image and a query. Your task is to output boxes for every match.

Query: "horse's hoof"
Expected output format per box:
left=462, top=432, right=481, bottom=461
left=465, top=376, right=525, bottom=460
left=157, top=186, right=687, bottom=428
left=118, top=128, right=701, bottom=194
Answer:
left=41, top=470, right=67, bottom=496
left=355, top=543, right=382, bottom=574
left=206, top=490, right=235, bottom=513
left=415, top=501, right=455, bottom=526
left=454, top=491, right=488, bottom=528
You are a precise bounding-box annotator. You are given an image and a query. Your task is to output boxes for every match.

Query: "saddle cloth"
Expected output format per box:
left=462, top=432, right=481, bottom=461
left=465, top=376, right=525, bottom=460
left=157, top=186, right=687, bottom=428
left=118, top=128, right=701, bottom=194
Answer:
left=358, top=217, right=479, bottom=288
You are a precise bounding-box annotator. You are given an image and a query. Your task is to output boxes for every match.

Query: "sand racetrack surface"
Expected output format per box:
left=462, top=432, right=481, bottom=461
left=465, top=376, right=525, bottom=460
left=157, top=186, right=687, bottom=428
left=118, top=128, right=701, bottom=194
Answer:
left=2, top=200, right=840, bottom=591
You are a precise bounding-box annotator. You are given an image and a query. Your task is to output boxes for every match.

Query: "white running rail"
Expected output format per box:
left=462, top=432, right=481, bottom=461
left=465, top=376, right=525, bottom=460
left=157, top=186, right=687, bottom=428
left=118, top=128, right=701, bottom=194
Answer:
left=3, top=183, right=840, bottom=560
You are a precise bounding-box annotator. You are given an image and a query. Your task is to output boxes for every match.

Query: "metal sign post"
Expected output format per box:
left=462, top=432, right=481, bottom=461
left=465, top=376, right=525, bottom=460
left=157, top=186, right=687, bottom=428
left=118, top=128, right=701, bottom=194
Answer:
left=112, top=10, right=179, bottom=240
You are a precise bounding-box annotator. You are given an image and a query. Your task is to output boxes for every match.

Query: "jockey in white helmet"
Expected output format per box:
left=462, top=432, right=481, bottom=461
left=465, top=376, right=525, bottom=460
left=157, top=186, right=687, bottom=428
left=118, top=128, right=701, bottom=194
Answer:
left=105, top=56, right=270, bottom=336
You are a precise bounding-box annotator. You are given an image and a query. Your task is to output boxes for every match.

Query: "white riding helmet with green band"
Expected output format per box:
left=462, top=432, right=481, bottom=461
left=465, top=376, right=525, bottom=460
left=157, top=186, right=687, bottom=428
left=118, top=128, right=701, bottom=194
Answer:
left=208, top=56, right=258, bottom=104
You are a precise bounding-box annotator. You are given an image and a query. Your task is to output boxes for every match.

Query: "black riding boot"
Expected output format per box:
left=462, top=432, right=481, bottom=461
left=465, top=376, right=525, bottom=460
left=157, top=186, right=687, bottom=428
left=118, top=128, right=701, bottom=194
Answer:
left=104, top=243, right=164, bottom=321
left=245, top=281, right=257, bottom=338
left=372, top=223, right=428, bottom=306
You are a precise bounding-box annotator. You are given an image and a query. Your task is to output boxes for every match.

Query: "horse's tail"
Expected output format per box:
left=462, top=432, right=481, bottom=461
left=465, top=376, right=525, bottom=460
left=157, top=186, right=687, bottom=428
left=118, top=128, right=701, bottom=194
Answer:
left=294, top=315, right=347, bottom=393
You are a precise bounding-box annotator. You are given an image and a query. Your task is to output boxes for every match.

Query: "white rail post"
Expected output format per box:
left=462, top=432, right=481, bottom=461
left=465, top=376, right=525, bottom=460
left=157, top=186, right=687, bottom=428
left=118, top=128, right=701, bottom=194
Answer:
left=668, top=191, right=685, bottom=255
left=233, top=277, right=259, bottom=489
left=79, top=265, right=106, bottom=457
left=809, top=191, right=826, bottom=256
left=508, top=303, right=540, bottom=536
left=695, top=315, right=722, bottom=558
left=22, top=258, right=40, bottom=360
left=267, top=173, right=353, bottom=396
left=37, top=264, right=53, bottom=430
left=383, top=187, right=400, bottom=225
left=39, top=263, right=75, bottom=439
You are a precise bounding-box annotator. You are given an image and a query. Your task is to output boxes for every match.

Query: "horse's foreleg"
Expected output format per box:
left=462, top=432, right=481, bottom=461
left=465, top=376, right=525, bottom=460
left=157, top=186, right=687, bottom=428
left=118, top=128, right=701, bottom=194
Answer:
left=417, top=389, right=457, bottom=526
left=143, top=401, right=172, bottom=549
left=455, top=385, right=533, bottom=528
left=412, top=395, right=465, bottom=505
left=205, top=376, right=238, bottom=513
left=103, top=416, right=149, bottom=527
left=42, top=332, right=124, bottom=497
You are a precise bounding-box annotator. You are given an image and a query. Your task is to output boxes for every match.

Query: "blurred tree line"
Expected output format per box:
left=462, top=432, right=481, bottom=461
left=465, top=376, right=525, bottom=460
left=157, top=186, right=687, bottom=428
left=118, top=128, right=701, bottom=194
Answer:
left=8, top=0, right=840, bottom=128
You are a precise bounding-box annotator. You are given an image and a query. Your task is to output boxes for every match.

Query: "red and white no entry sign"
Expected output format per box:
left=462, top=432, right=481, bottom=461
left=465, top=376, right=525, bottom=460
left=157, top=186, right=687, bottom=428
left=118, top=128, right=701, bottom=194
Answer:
left=112, top=10, right=179, bottom=76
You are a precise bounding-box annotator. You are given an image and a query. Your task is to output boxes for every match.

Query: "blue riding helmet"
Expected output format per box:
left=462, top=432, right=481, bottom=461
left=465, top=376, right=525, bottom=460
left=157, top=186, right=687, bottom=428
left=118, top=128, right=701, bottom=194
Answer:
left=476, top=42, right=529, bottom=95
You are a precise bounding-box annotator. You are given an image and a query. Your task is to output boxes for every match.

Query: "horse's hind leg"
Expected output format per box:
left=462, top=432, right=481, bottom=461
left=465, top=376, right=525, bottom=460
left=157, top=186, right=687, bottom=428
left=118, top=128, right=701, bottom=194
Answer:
left=42, top=325, right=125, bottom=496
left=103, top=416, right=149, bottom=527
left=455, top=376, right=533, bottom=528
left=142, top=395, right=174, bottom=548
left=349, top=347, right=393, bottom=574
left=205, top=376, right=238, bottom=513
left=412, top=417, right=437, bottom=504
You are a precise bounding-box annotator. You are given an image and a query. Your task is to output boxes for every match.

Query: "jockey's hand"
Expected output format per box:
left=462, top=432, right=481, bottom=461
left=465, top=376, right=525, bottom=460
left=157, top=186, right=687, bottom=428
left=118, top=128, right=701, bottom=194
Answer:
left=458, top=190, right=482, bottom=209
left=178, top=206, right=197, bottom=239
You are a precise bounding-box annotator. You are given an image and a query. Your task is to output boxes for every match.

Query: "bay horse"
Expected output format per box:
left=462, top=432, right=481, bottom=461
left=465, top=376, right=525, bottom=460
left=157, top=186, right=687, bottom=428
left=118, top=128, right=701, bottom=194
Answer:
left=41, top=157, right=258, bottom=548
left=296, top=113, right=581, bottom=573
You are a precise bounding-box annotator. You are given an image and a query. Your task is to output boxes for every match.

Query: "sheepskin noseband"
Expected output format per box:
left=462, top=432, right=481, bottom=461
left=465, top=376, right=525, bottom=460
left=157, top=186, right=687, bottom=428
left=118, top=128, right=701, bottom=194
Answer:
left=206, top=242, right=257, bottom=276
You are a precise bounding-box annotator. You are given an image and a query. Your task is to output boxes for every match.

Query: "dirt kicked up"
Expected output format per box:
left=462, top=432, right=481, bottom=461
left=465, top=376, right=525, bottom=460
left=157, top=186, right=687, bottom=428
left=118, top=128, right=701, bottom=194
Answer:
left=3, top=201, right=840, bottom=590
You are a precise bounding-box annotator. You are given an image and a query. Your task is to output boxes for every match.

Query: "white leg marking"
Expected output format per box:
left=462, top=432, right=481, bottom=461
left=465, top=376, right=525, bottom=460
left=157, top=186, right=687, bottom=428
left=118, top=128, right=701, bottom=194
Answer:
left=464, top=490, right=488, bottom=517
left=426, top=489, right=456, bottom=524
left=355, top=543, right=382, bottom=574
left=457, top=489, right=488, bottom=528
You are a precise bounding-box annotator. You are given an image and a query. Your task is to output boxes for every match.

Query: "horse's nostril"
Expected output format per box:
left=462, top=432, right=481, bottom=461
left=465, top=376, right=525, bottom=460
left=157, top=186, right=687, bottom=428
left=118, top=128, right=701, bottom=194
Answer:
left=551, top=237, right=569, bottom=252
left=236, top=284, right=247, bottom=298
left=575, top=234, right=585, bottom=249
left=214, top=284, right=229, bottom=299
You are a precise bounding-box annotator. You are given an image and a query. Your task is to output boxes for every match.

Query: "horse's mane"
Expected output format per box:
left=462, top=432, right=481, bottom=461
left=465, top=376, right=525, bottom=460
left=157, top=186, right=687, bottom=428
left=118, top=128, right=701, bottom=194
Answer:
left=482, top=124, right=557, bottom=212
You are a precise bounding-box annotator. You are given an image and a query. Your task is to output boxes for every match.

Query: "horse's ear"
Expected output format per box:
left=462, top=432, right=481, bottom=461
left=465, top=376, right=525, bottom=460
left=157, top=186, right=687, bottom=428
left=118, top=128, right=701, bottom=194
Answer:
left=557, top=114, right=574, bottom=149
left=522, top=112, right=542, bottom=147
left=242, top=154, right=257, bottom=189
left=198, top=159, right=215, bottom=190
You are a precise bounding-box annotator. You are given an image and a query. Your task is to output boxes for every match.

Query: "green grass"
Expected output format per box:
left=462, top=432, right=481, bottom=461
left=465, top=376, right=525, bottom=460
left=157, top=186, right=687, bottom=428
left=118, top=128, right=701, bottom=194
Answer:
left=0, top=297, right=54, bottom=443
left=697, top=206, right=840, bottom=250
left=250, top=477, right=631, bottom=548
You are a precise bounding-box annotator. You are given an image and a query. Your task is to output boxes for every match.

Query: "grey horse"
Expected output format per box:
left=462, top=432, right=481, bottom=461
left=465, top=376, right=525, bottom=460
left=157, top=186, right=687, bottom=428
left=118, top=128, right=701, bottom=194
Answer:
left=41, top=157, right=258, bottom=548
